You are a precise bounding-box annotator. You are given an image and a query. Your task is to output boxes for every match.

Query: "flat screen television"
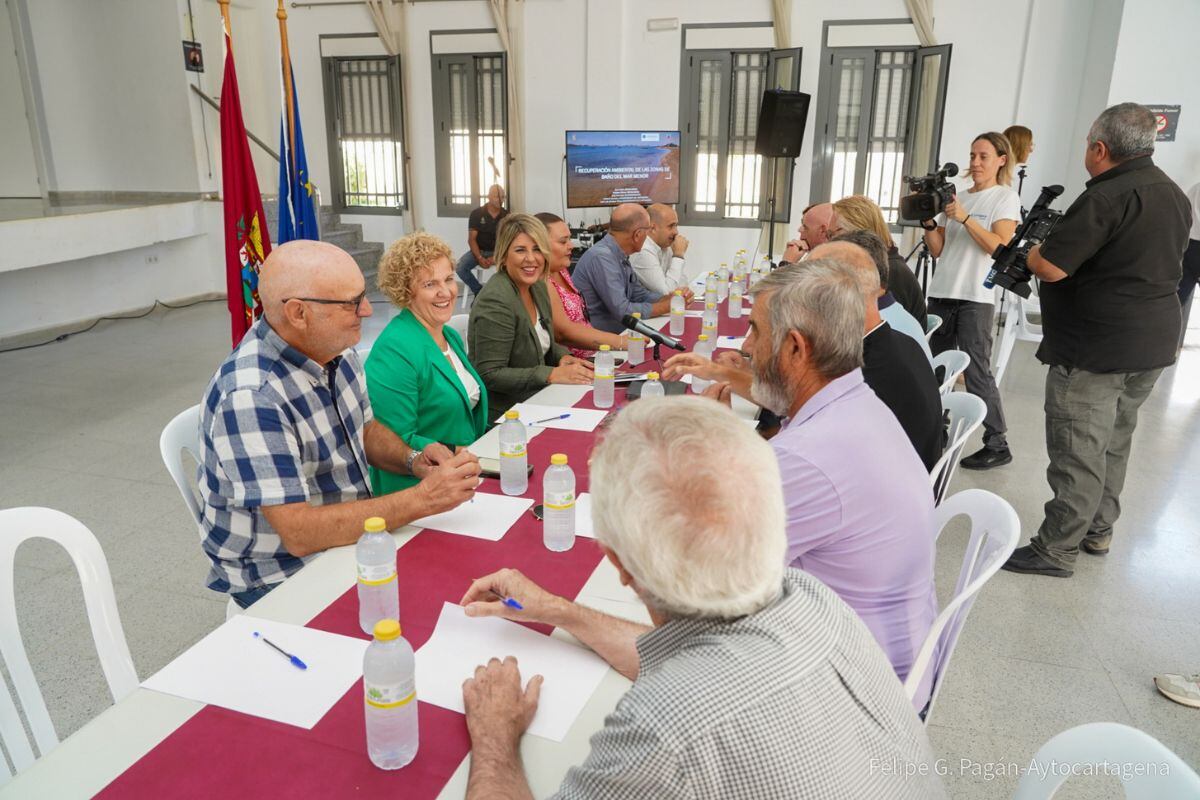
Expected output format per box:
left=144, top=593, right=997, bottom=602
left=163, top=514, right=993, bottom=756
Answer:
left=565, top=130, right=681, bottom=208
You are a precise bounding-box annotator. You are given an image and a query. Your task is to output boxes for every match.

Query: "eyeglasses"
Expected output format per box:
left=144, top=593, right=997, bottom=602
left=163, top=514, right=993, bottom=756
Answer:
left=284, top=290, right=368, bottom=311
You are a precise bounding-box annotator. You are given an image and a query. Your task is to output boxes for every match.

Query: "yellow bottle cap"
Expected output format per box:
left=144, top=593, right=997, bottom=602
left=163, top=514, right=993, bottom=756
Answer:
left=550, top=453, right=568, bottom=465
left=364, top=517, right=387, bottom=533
left=706, top=302, right=716, bottom=309
left=674, top=289, right=683, bottom=295
left=646, top=372, right=660, bottom=380
left=599, top=344, right=611, bottom=351
left=632, top=312, right=642, bottom=319
left=697, top=334, right=710, bottom=341
left=505, top=409, right=520, bottom=420
left=373, top=619, right=401, bottom=641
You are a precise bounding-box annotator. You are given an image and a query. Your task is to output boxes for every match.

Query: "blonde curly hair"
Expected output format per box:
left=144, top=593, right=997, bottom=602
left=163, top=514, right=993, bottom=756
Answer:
left=376, top=232, right=454, bottom=307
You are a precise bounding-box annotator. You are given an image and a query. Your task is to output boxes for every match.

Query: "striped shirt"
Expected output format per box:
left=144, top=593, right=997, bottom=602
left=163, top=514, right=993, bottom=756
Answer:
left=197, top=318, right=372, bottom=593
left=551, top=569, right=945, bottom=799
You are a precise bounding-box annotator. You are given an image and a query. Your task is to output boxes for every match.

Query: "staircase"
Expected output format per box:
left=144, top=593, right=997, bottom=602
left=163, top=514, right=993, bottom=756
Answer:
left=261, top=198, right=385, bottom=282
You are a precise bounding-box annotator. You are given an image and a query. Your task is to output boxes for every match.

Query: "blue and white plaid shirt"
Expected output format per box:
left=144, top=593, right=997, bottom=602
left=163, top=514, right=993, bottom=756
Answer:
left=197, top=318, right=373, bottom=593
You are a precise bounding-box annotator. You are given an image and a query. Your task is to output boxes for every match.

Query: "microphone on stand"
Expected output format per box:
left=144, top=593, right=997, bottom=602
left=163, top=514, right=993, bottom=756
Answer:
left=621, top=315, right=685, bottom=351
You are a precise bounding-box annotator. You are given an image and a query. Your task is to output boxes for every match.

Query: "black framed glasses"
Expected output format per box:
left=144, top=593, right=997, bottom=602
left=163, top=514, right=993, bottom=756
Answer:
left=284, top=290, right=368, bottom=311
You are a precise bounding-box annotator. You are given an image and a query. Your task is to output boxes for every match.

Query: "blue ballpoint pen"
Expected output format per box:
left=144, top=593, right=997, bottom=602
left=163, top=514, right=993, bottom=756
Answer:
left=253, top=631, right=308, bottom=670
left=488, top=590, right=524, bottom=610
left=532, top=413, right=571, bottom=425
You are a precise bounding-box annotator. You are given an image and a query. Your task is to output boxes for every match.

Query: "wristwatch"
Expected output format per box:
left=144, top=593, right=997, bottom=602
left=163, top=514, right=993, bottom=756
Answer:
left=405, top=449, right=423, bottom=474
left=921, top=220, right=938, bottom=231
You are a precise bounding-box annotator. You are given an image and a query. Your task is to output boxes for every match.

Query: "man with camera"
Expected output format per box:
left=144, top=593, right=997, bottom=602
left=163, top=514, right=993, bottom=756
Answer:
left=1001, top=103, right=1191, bottom=578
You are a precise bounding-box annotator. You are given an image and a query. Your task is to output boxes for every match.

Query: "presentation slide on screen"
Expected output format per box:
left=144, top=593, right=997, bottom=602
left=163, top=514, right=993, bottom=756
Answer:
left=566, top=131, right=680, bottom=208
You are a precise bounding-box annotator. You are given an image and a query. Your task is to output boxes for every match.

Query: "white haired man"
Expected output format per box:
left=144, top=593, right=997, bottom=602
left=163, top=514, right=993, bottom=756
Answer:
left=457, top=397, right=944, bottom=799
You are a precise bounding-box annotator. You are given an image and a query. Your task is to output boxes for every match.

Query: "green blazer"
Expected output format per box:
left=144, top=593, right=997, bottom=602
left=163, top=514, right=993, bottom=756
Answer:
left=364, top=308, right=488, bottom=494
left=468, top=271, right=569, bottom=414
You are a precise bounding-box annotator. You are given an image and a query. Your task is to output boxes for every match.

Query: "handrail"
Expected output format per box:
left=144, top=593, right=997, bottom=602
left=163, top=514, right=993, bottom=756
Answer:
left=190, top=84, right=280, bottom=162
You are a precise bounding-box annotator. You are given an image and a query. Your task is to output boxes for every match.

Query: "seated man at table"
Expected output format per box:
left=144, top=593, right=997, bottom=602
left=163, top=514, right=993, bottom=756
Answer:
left=458, top=397, right=944, bottom=799
left=629, top=202, right=688, bottom=295
left=811, top=238, right=944, bottom=470
left=571, top=203, right=692, bottom=333
left=663, top=259, right=938, bottom=709
left=197, top=240, right=481, bottom=608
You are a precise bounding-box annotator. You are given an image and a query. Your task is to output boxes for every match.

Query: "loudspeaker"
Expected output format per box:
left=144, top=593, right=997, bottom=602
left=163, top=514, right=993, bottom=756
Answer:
left=754, top=89, right=811, bottom=158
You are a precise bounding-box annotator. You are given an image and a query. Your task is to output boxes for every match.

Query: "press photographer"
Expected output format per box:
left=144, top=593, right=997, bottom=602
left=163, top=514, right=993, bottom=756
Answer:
left=921, top=133, right=1022, bottom=470
left=1001, top=103, right=1192, bottom=578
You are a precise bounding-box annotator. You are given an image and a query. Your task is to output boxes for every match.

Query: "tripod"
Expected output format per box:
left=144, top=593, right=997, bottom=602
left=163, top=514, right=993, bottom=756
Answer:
left=906, top=236, right=937, bottom=297
left=995, top=165, right=1029, bottom=339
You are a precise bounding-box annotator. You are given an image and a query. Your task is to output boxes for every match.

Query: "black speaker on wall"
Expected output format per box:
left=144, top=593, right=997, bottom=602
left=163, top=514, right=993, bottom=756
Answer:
left=754, top=89, right=812, bottom=158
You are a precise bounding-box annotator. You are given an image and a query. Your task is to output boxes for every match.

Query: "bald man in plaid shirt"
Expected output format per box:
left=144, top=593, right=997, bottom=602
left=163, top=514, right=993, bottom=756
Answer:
left=197, top=241, right=480, bottom=608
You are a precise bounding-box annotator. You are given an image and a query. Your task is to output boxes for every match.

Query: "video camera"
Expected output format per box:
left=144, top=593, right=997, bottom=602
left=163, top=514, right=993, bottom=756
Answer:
left=898, top=162, right=959, bottom=223
left=982, top=184, right=1065, bottom=299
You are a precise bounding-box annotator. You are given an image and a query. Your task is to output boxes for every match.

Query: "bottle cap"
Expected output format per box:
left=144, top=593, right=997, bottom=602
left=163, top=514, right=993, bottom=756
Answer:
left=550, top=453, right=568, bottom=465
left=364, top=517, right=387, bottom=533
left=697, top=334, right=710, bottom=341
left=706, top=302, right=716, bottom=309
left=632, top=312, right=641, bottom=319
left=674, top=289, right=683, bottom=295
left=373, top=619, right=401, bottom=641
left=504, top=409, right=520, bottom=420
left=646, top=371, right=660, bottom=380
left=599, top=344, right=611, bottom=351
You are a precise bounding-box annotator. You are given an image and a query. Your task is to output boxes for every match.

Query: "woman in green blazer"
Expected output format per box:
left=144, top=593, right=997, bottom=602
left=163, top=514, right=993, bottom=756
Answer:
left=467, top=213, right=594, bottom=413
left=366, top=232, right=488, bottom=495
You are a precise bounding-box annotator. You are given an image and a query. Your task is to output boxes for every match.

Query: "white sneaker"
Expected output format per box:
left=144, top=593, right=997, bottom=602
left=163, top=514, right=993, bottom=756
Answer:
left=1154, top=673, right=1200, bottom=708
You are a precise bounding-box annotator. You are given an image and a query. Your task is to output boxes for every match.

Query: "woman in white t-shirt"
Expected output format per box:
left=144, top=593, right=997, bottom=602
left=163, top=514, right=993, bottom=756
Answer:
left=922, top=132, right=1021, bottom=469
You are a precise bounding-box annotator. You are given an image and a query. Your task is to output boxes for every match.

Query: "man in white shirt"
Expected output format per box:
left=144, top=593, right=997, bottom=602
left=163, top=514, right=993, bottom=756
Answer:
left=630, top=203, right=687, bottom=295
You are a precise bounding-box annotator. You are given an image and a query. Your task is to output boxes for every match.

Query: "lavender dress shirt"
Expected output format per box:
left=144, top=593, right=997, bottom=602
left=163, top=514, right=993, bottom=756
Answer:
left=771, top=369, right=938, bottom=709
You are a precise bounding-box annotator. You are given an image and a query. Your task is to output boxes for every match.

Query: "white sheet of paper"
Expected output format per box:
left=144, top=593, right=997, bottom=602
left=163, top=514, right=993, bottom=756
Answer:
left=414, top=603, right=609, bottom=741
left=643, top=315, right=670, bottom=331
left=141, top=615, right=368, bottom=729
left=412, top=492, right=533, bottom=541
left=469, top=423, right=547, bottom=460
left=716, top=336, right=746, bottom=350
left=576, top=492, right=595, bottom=538
left=499, top=403, right=609, bottom=432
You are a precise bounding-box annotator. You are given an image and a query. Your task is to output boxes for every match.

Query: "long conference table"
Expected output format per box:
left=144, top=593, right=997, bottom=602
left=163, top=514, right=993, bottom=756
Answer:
left=2, top=292, right=752, bottom=800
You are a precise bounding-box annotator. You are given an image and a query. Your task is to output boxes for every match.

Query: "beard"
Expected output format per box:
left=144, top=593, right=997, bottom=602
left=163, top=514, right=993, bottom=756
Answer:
left=750, top=349, right=794, bottom=416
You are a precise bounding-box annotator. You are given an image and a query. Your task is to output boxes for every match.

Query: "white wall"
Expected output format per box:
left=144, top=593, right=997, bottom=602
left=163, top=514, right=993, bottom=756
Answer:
left=1064, top=0, right=1125, bottom=201
left=1107, top=0, right=1200, bottom=191
left=25, top=0, right=199, bottom=193
left=0, top=2, right=40, bottom=198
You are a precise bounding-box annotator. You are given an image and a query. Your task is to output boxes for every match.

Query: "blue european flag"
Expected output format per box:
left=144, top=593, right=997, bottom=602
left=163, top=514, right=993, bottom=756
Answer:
left=277, top=66, right=319, bottom=244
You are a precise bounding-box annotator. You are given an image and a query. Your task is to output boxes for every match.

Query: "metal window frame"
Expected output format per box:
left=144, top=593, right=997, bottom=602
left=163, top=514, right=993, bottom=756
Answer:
left=321, top=53, right=408, bottom=216
left=431, top=49, right=509, bottom=219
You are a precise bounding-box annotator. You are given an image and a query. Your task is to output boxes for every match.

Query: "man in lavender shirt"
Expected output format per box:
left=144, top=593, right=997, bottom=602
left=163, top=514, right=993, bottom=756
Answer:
left=741, top=257, right=938, bottom=710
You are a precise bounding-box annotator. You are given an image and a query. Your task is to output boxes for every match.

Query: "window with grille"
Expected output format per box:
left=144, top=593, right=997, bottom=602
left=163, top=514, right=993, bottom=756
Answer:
left=812, top=43, right=951, bottom=226
left=432, top=53, right=507, bottom=217
left=679, top=46, right=801, bottom=226
left=321, top=56, right=406, bottom=214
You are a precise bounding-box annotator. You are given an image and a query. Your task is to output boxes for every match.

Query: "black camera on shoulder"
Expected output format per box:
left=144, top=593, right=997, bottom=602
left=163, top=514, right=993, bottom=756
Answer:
left=898, top=162, right=959, bottom=223
left=982, top=185, right=1065, bottom=298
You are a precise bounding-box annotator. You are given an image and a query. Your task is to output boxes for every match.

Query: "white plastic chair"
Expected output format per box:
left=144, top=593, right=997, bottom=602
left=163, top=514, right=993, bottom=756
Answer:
left=449, top=314, right=470, bottom=354
left=932, top=349, right=970, bottom=397
left=0, top=507, right=138, bottom=783
left=903, top=489, right=1018, bottom=721
left=925, top=313, right=943, bottom=341
left=993, top=294, right=1042, bottom=386
left=929, top=392, right=986, bottom=506
left=160, top=406, right=240, bottom=620
left=1013, top=722, right=1200, bottom=799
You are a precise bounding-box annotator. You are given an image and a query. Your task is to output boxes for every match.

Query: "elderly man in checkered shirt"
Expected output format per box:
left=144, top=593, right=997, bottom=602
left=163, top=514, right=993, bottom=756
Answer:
left=459, top=397, right=944, bottom=799
left=198, top=240, right=480, bottom=609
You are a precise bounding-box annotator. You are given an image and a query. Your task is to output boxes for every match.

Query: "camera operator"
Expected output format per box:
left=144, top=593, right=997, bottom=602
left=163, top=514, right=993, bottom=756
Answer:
left=1001, top=103, right=1191, bottom=578
left=922, top=132, right=1022, bottom=469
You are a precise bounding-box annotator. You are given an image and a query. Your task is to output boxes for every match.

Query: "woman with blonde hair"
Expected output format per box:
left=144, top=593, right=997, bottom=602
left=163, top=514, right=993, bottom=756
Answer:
left=832, top=195, right=926, bottom=323
left=365, top=231, right=487, bottom=494
left=467, top=213, right=594, bottom=412
left=922, top=131, right=1021, bottom=470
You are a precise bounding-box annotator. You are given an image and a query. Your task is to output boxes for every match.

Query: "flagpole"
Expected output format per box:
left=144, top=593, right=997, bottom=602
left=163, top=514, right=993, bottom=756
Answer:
left=218, top=0, right=231, bottom=36
left=277, top=0, right=297, bottom=182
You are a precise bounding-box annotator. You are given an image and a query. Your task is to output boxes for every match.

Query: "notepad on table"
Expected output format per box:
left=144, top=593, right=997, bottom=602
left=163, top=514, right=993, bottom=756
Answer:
left=414, top=603, right=609, bottom=741
left=498, top=403, right=609, bottom=432
left=411, top=491, right=534, bottom=541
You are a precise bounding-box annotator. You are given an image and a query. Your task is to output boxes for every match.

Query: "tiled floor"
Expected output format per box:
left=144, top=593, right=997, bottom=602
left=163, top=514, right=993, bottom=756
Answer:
left=1, top=295, right=1198, bottom=798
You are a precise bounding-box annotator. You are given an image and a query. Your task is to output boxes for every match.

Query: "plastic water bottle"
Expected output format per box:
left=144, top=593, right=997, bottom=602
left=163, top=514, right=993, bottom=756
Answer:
left=593, top=345, right=614, bottom=409
left=729, top=278, right=744, bottom=319
left=702, top=302, right=718, bottom=343
left=626, top=312, right=645, bottom=366
left=691, top=335, right=714, bottom=394
left=669, top=290, right=686, bottom=337
left=543, top=453, right=576, bottom=552
left=717, top=264, right=730, bottom=301
left=642, top=371, right=665, bottom=397
left=357, top=517, right=399, bottom=636
left=364, top=619, right=418, bottom=769
left=498, top=410, right=528, bottom=495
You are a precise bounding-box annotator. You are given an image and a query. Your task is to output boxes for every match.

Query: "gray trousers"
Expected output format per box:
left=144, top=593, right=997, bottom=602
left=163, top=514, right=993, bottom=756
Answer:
left=927, top=298, right=1008, bottom=448
left=1030, top=365, right=1163, bottom=568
